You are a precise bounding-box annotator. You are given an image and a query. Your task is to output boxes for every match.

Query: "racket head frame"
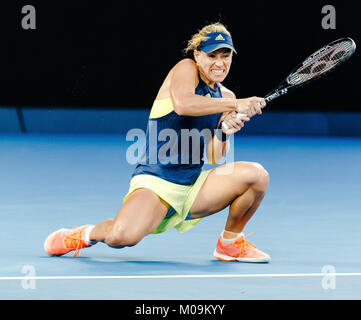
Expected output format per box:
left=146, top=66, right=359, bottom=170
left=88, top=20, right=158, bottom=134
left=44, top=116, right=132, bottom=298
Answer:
left=264, top=37, right=356, bottom=103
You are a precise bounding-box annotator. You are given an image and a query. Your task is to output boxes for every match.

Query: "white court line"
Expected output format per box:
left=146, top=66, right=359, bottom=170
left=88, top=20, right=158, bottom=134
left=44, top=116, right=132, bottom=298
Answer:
left=1, top=273, right=361, bottom=280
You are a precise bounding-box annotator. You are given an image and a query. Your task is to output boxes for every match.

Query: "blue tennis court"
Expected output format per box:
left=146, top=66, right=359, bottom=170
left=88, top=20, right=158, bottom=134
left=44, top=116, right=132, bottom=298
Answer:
left=1, top=133, right=361, bottom=300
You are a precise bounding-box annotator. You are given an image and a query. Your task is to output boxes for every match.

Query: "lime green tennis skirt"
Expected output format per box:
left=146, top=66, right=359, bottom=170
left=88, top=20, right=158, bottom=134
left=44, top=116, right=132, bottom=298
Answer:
left=123, top=170, right=211, bottom=234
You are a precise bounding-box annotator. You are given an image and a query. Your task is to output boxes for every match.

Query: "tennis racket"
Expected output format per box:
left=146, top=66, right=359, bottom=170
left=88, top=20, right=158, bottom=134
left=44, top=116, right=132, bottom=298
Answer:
left=222, top=37, right=356, bottom=132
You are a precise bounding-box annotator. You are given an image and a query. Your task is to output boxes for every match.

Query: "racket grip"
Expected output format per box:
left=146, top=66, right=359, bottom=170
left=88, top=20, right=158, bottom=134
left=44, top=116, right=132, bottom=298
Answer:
left=264, top=96, right=273, bottom=103
left=237, top=112, right=248, bottom=119
left=221, top=113, right=248, bottom=132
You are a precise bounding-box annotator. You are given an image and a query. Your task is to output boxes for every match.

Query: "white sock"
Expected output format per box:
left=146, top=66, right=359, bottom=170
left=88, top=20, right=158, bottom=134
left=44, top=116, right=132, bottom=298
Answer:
left=220, top=230, right=241, bottom=244
left=84, top=225, right=97, bottom=245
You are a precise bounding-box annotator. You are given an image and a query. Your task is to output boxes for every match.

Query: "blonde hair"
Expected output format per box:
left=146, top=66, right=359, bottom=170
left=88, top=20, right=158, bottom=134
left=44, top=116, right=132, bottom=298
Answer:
left=184, top=22, right=231, bottom=54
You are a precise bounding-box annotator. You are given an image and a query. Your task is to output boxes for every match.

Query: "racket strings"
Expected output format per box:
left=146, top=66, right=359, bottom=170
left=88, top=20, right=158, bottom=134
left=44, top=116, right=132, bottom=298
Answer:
left=287, top=39, right=355, bottom=85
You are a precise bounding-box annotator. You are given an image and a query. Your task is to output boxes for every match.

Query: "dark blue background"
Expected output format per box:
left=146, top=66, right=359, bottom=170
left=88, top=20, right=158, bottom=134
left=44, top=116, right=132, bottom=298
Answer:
left=2, top=0, right=360, bottom=111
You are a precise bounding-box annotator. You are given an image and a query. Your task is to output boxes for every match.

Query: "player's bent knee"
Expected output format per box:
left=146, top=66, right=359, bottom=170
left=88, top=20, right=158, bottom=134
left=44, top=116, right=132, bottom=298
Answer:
left=105, top=233, right=141, bottom=248
left=105, top=228, right=143, bottom=248
left=252, top=163, right=270, bottom=192
left=236, top=162, right=269, bottom=191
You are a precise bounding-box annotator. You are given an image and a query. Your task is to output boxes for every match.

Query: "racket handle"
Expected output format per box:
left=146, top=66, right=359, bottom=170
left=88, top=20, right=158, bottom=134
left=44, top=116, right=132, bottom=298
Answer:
left=221, top=113, right=248, bottom=132
left=264, top=95, right=274, bottom=103
left=223, top=97, right=269, bottom=132
left=237, top=112, right=248, bottom=119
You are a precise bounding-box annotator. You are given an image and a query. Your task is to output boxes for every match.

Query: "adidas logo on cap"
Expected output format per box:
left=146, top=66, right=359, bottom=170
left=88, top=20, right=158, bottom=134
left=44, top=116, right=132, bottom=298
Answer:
left=215, top=34, right=225, bottom=41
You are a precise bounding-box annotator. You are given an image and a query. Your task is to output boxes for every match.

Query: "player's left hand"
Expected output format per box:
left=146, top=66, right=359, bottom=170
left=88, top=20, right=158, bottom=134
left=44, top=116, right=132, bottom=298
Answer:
left=221, top=111, right=250, bottom=135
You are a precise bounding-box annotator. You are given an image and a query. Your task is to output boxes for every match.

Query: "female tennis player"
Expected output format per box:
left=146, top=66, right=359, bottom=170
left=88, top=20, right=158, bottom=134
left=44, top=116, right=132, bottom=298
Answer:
left=44, top=22, right=270, bottom=262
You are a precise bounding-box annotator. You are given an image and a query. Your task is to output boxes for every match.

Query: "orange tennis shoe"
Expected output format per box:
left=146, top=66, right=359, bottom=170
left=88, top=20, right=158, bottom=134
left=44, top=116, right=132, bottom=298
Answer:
left=44, top=225, right=93, bottom=257
left=213, top=232, right=271, bottom=263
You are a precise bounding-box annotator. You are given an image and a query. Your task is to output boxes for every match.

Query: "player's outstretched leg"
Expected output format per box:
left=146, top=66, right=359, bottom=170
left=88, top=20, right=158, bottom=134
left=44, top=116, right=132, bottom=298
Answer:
left=44, top=189, right=169, bottom=257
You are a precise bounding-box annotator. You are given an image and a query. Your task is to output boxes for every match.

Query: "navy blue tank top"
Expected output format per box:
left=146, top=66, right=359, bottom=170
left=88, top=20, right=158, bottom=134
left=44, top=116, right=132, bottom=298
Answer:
left=132, top=76, right=223, bottom=185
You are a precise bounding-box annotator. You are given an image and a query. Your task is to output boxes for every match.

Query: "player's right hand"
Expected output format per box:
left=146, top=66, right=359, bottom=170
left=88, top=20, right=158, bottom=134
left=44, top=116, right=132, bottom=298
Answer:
left=235, top=97, right=266, bottom=117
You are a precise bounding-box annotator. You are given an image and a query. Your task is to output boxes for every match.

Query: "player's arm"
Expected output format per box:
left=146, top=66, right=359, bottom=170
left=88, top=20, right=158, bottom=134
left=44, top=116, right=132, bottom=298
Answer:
left=206, top=87, right=249, bottom=164
left=206, top=131, right=229, bottom=165
left=170, top=59, right=265, bottom=116
left=169, top=59, right=235, bottom=116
